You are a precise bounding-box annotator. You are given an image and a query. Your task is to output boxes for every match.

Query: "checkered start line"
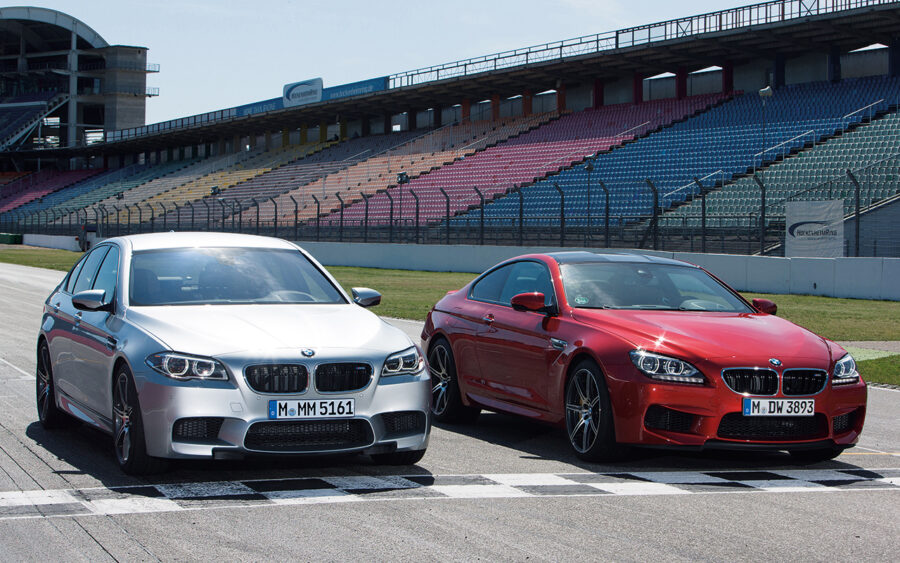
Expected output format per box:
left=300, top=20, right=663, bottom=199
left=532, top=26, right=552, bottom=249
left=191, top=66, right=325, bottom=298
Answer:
left=2, top=468, right=898, bottom=520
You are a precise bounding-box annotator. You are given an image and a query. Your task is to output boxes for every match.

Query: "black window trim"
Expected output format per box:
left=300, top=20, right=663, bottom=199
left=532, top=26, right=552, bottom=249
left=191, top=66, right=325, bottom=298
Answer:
left=66, top=244, right=113, bottom=296
left=467, top=259, right=558, bottom=311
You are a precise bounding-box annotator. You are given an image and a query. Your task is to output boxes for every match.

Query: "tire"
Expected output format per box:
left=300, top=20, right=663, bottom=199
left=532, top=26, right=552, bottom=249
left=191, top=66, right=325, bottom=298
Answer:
left=428, top=338, right=479, bottom=424
left=36, top=340, right=69, bottom=429
left=564, top=359, right=623, bottom=462
left=789, top=446, right=843, bottom=464
left=371, top=449, right=427, bottom=466
left=112, top=365, right=168, bottom=475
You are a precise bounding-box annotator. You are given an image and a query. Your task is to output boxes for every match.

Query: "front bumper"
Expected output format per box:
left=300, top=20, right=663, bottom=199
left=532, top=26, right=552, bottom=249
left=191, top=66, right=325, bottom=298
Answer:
left=134, top=363, right=431, bottom=460
left=605, top=362, right=867, bottom=451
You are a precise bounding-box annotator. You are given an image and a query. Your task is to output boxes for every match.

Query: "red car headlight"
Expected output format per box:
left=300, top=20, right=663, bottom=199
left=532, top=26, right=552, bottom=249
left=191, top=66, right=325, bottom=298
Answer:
left=629, top=350, right=705, bottom=385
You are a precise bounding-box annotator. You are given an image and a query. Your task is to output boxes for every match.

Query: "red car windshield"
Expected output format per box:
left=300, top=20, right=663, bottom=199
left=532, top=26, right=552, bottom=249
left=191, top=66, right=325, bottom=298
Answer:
left=560, top=262, right=752, bottom=312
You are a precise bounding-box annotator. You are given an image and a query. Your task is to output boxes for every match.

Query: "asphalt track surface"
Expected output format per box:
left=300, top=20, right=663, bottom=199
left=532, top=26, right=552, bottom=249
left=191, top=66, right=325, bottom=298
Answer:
left=0, top=263, right=897, bottom=561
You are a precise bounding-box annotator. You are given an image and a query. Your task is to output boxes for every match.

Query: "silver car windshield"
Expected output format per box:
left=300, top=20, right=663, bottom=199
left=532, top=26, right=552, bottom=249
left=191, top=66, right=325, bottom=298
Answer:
left=560, top=262, right=752, bottom=312
left=129, top=247, right=346, bottom=306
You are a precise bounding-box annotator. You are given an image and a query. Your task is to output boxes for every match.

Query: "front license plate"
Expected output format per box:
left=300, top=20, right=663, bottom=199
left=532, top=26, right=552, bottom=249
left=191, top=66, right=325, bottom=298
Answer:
left=268, top=399, right=355, bottom=420
left=742, top=398, right=814, bottom=416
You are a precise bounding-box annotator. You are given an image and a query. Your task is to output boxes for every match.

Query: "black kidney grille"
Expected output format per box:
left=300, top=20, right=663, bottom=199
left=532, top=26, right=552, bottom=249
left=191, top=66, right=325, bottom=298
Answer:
left=245, top=364, right=308, bottom=394
left=722, top=369, right=778, bottom=395
left=244, top=420, right=373, bottom=452
left=315, top=363, right=372, bottom=392
left=173, top=417, right=224, bottom=441
left=382, top=411, right=427, bottom=437
left=643, top=405, right=695, bottom=434
left=782, top=369, right=827, bottom=395
left=718, top=413, right=827, bottom=441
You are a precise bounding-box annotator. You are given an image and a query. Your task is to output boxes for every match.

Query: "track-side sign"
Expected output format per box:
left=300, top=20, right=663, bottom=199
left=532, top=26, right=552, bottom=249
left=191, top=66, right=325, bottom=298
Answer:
left=283, top=78, right=324, bottom=108
left=785, top=200, right=844, bottom=257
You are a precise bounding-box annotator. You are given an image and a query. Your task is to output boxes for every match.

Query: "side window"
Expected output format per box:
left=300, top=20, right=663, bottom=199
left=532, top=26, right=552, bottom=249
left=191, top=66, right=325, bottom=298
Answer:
left=92, top=246, right=120, bottom=301
left=499, top=262, right=555, bottom=307
left=470, top=264, right=513, bottom=304
left=64, top=254, right=88, bottom=293
left=72, top=247, right=110, bottom=294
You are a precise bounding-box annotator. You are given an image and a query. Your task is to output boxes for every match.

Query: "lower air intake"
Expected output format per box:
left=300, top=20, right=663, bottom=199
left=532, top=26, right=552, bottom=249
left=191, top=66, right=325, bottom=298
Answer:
left=244, top=420, right=373, bottom=452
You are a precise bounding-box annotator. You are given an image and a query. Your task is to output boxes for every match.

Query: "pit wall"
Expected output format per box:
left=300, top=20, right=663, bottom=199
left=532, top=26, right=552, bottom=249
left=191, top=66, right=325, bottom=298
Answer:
left=21, top=235, right=900, bottom=301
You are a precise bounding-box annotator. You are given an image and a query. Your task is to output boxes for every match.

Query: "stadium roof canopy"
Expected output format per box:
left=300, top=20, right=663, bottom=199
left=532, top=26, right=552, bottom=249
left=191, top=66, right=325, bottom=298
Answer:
left=38, top=0, right=900, bottom=156
left=0, top=6, right=108, bottom=52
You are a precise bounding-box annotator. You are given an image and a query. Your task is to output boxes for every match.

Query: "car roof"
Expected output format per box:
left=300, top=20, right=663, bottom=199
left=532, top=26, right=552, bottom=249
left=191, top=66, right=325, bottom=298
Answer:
left=108, top=232, right=299, bottom=252
left=545, top=251, right=697, bottom=268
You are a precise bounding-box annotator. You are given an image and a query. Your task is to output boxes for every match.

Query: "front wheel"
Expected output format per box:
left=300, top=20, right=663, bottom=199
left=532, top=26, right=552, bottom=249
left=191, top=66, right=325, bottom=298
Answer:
left=564, top=359, right=623, bottom=462
left=112, top=366, right=167, bottom=475
left=428, top=339, right=479, bottom=423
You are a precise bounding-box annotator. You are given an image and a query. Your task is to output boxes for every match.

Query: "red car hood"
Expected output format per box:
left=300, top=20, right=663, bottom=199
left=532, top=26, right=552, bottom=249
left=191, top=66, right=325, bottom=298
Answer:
left=572, top=309, right=833, bottom=364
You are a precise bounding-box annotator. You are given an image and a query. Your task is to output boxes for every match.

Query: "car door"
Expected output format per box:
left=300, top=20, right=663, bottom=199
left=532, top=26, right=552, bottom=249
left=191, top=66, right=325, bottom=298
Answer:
left=473, top=260, right=561, bottom=414
left=73, top=244, right=121, bottom=418
left=59, top=245, right=112, bottom=416
left=49, top=247, right=104, bottom=405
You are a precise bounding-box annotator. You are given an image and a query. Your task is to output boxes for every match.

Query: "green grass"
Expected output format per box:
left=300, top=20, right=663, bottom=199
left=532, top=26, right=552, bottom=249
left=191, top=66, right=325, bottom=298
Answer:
left=0, top=245, right=81, bottom=272
left=858, top=356, right=900, bottom=386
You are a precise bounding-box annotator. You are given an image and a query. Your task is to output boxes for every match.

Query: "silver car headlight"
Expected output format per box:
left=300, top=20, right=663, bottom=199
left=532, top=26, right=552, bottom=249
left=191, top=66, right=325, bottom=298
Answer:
left=629, top=350, right=705, bottom=384
left=832, top=354, right=859, bottom=386
left=382, top=346, right=424, bottom=377
left=146, top=352, right=228, bottom=380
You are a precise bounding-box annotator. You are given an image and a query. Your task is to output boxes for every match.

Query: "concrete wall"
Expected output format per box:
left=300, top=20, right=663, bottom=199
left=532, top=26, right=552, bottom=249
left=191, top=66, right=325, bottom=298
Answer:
left=842, top=48, right=888, bottom=79
left=645, top=76, right=675, bottom=101
left=734, top=59, right=769, bottom=92
left=785, top=52, right=829, bottom=85
left=604, top=77, right=632, bottom=104
left=688, top=69, right=723, bottom=96
left=567, top=83, right=592, bottom=112
left=20, top=236, right=900, bottom=300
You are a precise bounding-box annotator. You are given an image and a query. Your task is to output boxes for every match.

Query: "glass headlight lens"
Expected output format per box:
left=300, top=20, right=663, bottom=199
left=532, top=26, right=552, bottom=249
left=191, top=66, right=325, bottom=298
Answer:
left=832, top=354, right=859, bottom=385
left=629, top=350, right=705, bottom=384
left=382, top=346, right=423, bottom=377
left=146, top=352, right=228, bottom=380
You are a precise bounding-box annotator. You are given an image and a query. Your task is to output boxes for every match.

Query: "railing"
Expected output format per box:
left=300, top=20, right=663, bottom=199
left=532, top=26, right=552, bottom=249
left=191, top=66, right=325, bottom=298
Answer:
left=388, top=0, right=895, bottom=88
left=754, top=129, right=816, bottom=159
left=664, top=169, right=725, bottom=199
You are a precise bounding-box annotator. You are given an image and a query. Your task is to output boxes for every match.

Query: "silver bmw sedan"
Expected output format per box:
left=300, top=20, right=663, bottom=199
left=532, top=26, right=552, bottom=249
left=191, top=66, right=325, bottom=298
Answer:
left=36, top=232, right=431, bottom=474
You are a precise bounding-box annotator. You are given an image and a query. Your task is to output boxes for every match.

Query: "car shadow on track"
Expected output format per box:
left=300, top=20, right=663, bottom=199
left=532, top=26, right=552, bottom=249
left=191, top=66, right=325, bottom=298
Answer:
left=25, top=422, right=433, bottom=489
left=435, top=411, right=867, bottom=473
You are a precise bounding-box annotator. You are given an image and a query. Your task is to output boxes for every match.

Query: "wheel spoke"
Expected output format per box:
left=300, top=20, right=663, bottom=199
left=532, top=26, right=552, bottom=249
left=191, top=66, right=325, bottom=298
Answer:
left=568, top=417, right=585, bottom=445
left=574, top=375, right=587, bottom=404
left=582, top=419, right=594, bottom=451
left=434, top=387, right=448, bottom=414
left=565, top=403, right=581, bottom=415
left=115, top=424, right=131, bottom=463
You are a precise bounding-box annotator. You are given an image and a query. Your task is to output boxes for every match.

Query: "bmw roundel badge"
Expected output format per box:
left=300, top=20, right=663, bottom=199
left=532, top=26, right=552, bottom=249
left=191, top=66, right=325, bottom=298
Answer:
left=301, top=349, right=316, bottom=358
left=769, top=358, right=782, bottom=367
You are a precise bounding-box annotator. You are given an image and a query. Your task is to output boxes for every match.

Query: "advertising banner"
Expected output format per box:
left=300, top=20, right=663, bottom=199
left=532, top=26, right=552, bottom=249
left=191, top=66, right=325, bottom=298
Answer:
left=784, top=200, right=844, bottom=257
left=323, top=77, right=389, bottom=102
left=283, top=78, right=324, bottom=108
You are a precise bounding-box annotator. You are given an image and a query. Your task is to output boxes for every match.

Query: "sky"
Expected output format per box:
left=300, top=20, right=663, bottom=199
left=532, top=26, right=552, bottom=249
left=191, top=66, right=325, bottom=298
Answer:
left=21, top=0, right=749, bottom=124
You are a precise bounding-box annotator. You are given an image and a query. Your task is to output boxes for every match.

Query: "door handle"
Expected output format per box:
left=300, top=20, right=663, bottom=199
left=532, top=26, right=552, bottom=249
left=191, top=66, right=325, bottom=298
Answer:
left=74, top=311, right=82, bottom=324
left=52, top=303, right=60, bottom=314
left=106, top=336, right=118, bottom=350
left=481, top=314, right=494, bottom=324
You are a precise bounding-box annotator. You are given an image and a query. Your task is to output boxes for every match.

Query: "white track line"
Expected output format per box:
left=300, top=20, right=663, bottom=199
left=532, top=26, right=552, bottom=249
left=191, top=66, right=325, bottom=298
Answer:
left=0, top=356, right=32, bottom=379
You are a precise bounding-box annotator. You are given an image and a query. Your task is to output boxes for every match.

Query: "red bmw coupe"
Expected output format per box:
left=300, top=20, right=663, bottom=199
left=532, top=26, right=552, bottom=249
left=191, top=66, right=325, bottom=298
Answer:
left=422, top=252, right=867, bottom=462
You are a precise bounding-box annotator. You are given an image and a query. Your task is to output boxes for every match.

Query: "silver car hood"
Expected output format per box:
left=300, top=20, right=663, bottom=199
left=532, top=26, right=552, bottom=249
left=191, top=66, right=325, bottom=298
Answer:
left=124, top=304, right=412, bottom=357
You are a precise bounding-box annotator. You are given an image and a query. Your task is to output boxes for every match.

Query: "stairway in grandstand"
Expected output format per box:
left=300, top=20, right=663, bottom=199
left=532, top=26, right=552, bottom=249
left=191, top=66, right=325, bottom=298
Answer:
left=660, top=109, right=900, bottom=227
left=322, top=93, right=729, bottom=227
left=0, top=92, right=68, bottom=151
left=447, top=76, right=900, bottom=234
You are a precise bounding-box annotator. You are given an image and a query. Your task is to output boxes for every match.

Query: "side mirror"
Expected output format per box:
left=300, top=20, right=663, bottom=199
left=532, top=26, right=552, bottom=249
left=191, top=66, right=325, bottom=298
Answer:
left=752, top=298, right=777, bottom=315
left=352, top=287, right=382, bottom=308
left=72, top=289, right=113, bottom=312
left=510, top=292, right=557, bottom=316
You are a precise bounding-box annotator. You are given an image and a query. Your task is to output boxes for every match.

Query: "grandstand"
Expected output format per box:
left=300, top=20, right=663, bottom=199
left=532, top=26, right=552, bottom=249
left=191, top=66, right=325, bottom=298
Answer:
left=2, top=1, right=900, bottom=257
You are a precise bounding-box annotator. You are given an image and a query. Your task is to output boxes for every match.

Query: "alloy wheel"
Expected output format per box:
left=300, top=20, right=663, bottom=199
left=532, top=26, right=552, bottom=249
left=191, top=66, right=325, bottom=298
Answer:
left=36, top=344, right=54, bottom=422
left=113, top=372, right=134, bottom=465
left=565, top=367, right=602, bottom=453
left=429, top=344, right=452, bottom=416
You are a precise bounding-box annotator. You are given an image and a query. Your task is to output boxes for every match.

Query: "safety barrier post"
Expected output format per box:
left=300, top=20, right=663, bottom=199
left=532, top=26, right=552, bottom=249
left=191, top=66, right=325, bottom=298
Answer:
left=694, top=177, right=706, bottom=253
left=290, top=196, right=298, bottom=240
left=411, top=189, right=420, bottom=245
left=598, top=179, right=610, bottom=248
left=517, top=186, right=524, bottom=247
left=386, top=191, right=394, bottom=243
left=645, top=179, right=659, bottom=250
left=846, top=169, right=861, bottom=257
left=752, top=174, right=766, bottom=255
left=201, top=199, right=210, bottom=232
left=335, top=192, right=344, bottom=242
left=311, top=195, right=320, bottom=241
left=159, top=202, right=167, bottom=232
left=361, top=192, right=369, bottom=243
left=473, top=186, right=485, bottom=245
left=553, top=182, right=565, bottom=247
left=251, top=197, right=259, bottom=236
left=439, top=187, right=450, bottom=245
left=271, top=197, right=278, bottom=239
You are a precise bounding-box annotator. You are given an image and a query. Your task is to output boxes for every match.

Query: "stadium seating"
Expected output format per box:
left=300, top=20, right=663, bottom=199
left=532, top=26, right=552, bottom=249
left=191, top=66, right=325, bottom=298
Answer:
left=450, top=76, right=900, bottom=228
left=0, top=169, right=102, bottom=214
left=323, top=93, right=727, bottom=226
